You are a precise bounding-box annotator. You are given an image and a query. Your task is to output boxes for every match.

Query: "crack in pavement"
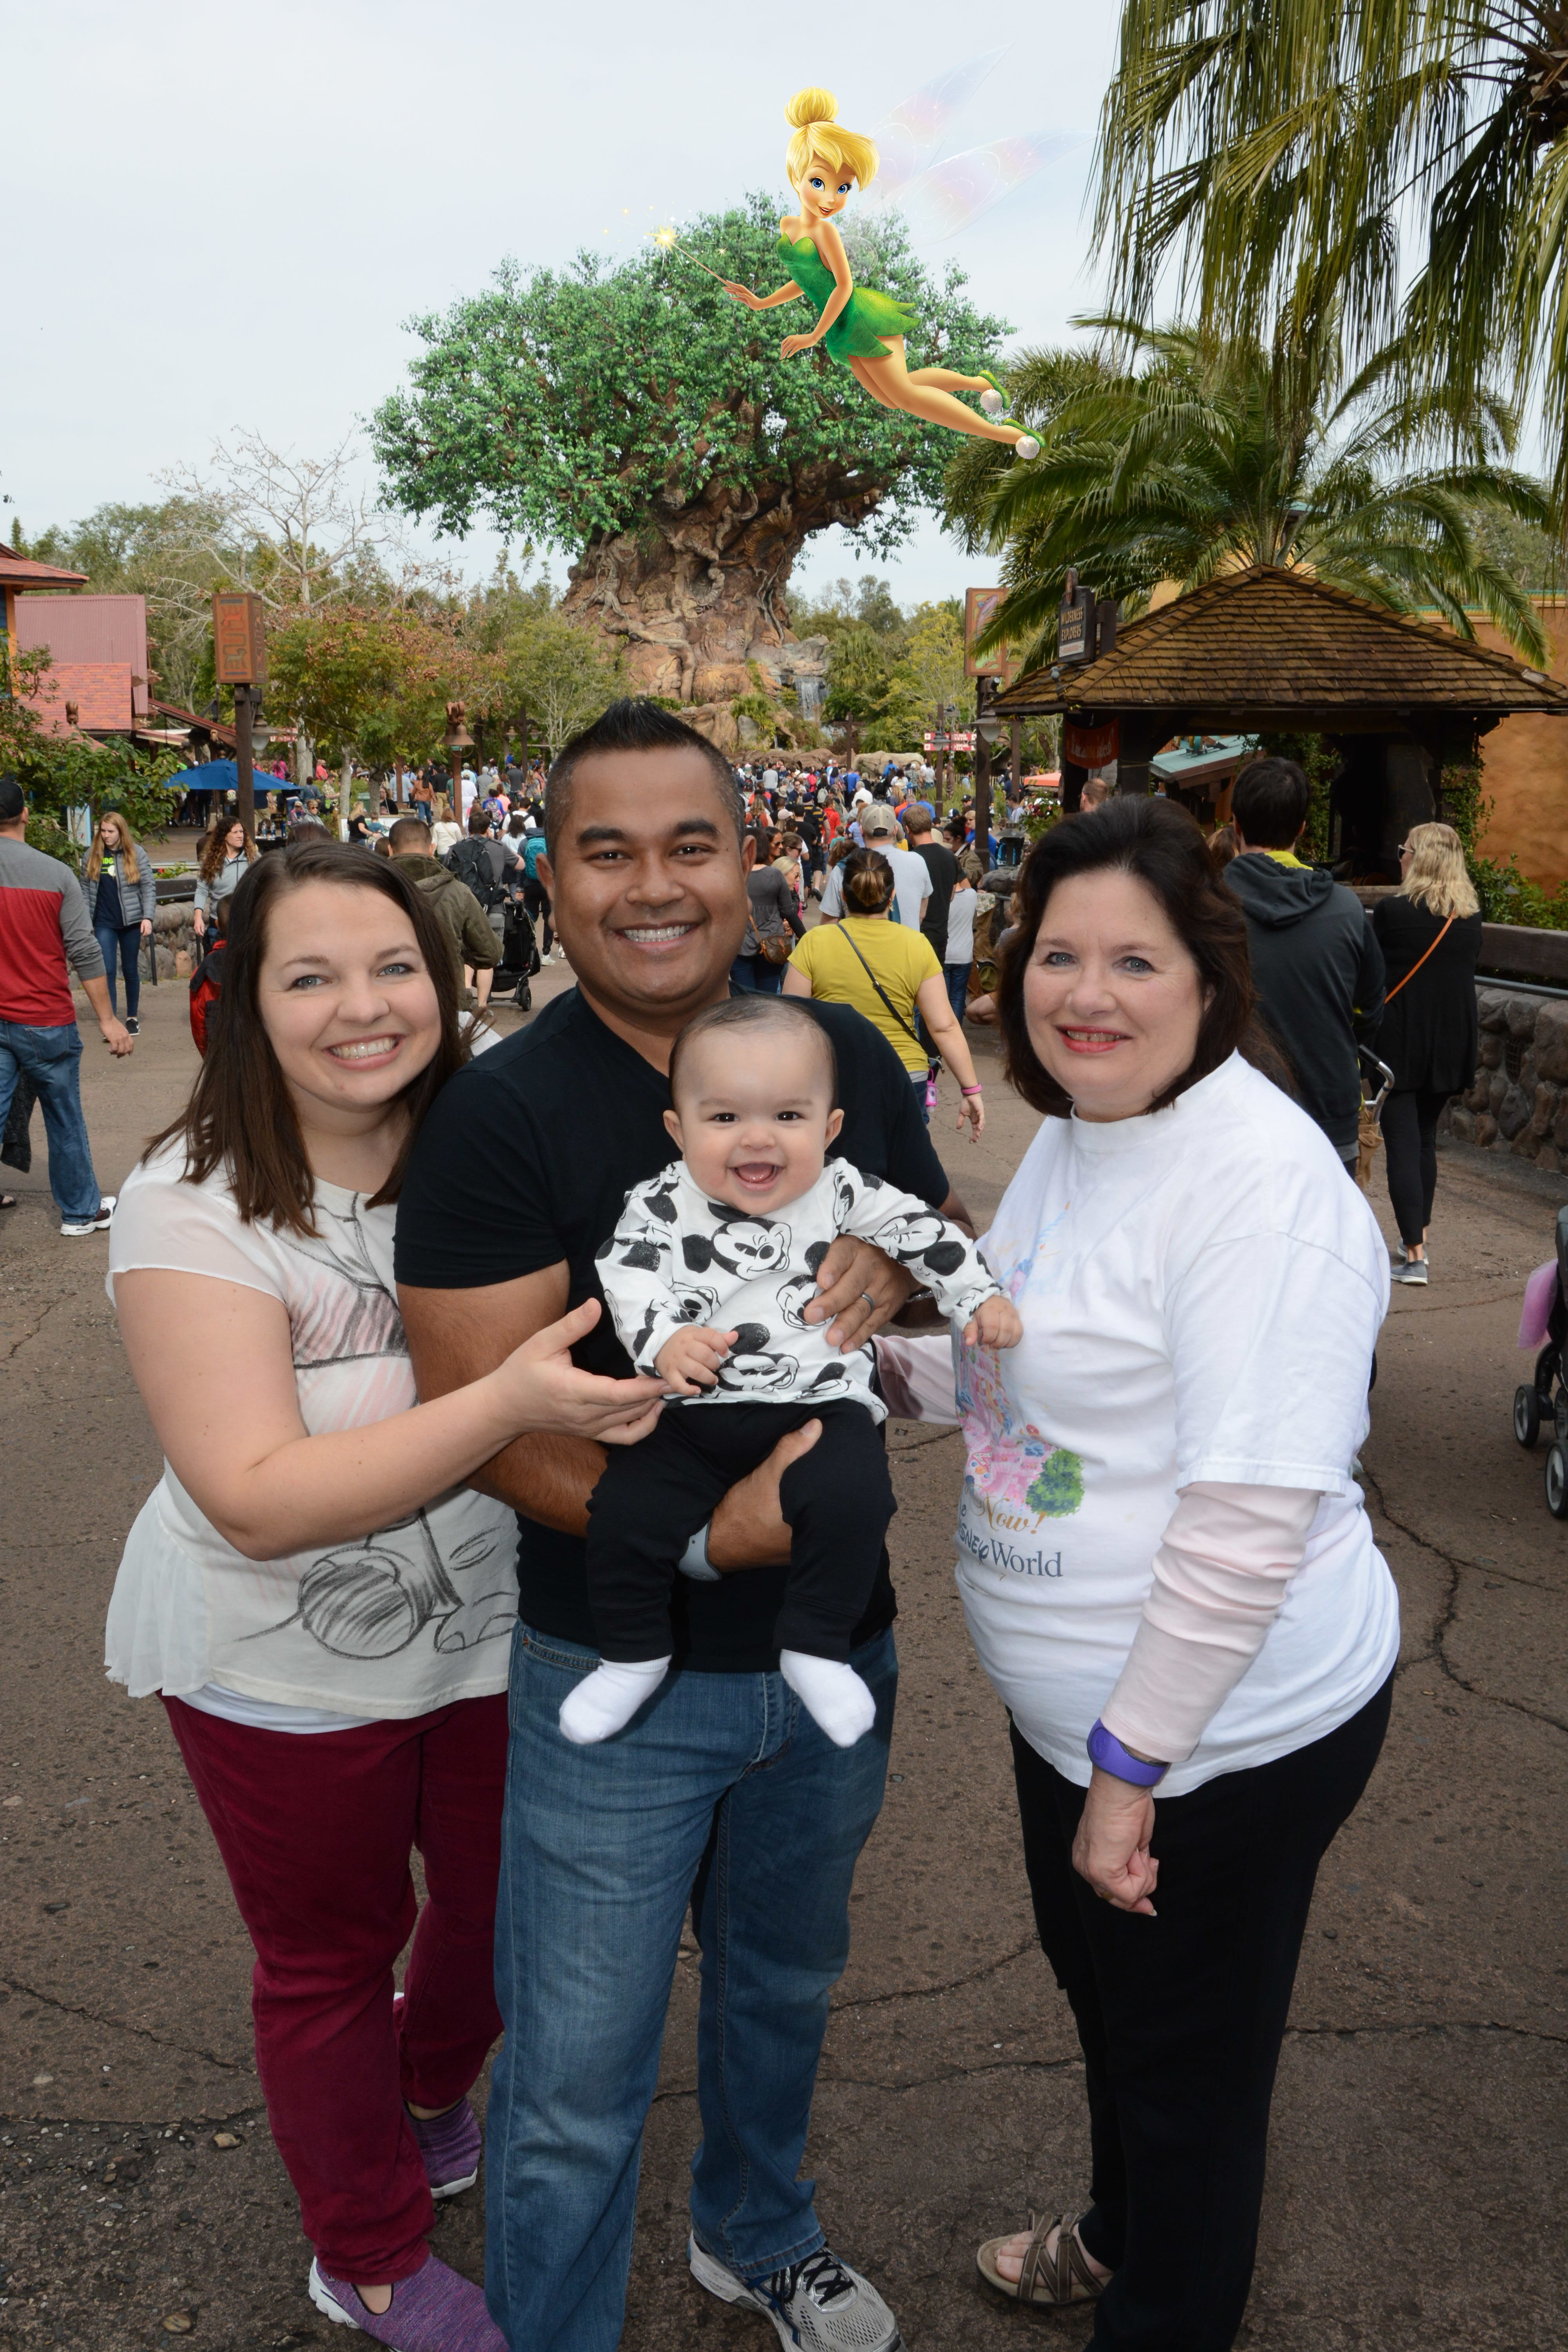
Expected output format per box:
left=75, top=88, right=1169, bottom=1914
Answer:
left=1361, top=1464, right=1568, bottom=1737
left=831, top=1937, right=1041, bottom=2014
left=657, top=2018, right=1568, bottom=2102
left=0, top=1974, right=250, bottom=2076
left=0, top=1296, right=62, bottom=1365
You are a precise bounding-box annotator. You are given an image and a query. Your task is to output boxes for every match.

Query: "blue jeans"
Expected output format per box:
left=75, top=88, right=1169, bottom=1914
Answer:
left=730, top=952, right=785, bottom=994
left=943, top=962, right=971, bottom=1027
left=94, top=919, right=143, bottom=1020
left=0, top=1020, right=101, bottom=1220
left=486, top=1620, right=897, bottom=2351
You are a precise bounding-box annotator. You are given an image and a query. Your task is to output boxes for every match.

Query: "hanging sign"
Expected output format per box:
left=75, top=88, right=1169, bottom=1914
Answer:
left=1063, top=719, right=1119, bottom=769
left=964, top=587, right=1012, bottom=679
left=212, top=592, right=268, bottom=687
left=1058, top=571, right=1096, bottom=663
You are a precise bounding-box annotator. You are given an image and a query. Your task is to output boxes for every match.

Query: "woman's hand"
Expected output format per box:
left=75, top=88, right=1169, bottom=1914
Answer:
left=193, top=911, right=206, bottom=937
left=723, top=281, right=763, bottom=309
left=140, top=918, right=153, bottom=938
left=489, top=1298, right=665, bottom=1446
left=956, top=1089, right=985, bottom=1140
left=1072, top=1768, right=1160, bottom=1916
left=780, top=332, right=820, bottom=359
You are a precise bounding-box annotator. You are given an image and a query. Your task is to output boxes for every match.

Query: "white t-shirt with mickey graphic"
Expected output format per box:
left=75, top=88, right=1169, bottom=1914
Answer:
left=598, top=1158, right=1000, bottom=1422
left=955, top=1052, right=1399, bottom=1797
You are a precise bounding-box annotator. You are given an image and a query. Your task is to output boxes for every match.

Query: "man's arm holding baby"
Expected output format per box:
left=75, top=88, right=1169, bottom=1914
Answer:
left=399, top=1236, right=920, bottom=1568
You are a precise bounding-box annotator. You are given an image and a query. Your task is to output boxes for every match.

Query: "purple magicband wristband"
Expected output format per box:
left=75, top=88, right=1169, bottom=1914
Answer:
left=1087, top=1719, right=1169, bottom=1787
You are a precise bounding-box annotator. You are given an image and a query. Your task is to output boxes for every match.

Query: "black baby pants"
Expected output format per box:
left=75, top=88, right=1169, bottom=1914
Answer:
left=1011, top=1674, right=1391, bottom=2350
left=585, top=1399, right=895, bottom=1663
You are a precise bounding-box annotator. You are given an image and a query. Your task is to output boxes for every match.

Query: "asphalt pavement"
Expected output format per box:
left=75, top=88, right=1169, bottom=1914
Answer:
left=1, top=959, right=1563, bottom=2351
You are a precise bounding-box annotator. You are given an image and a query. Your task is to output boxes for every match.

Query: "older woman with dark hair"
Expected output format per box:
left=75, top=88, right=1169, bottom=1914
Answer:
left=965, top=799, right=1398, bottom=2348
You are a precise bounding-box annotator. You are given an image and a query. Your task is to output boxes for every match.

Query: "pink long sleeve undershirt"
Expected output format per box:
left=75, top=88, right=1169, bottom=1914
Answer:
left=1098, top=1482, right=1321, bottom=1766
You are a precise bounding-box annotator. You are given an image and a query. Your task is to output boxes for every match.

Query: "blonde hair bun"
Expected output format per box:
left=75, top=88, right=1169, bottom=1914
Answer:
left=784, top=87, right=879, bottom=194
left=785, top=86, right=838, bottom=131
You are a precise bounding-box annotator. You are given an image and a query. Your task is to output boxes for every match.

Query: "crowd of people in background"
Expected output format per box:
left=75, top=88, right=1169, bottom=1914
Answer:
left=0, top=702, right=1504, bottom=2352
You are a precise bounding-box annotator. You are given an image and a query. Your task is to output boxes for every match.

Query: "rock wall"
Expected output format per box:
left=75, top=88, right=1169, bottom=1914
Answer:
left=1443, top=987, right=1568, bottom=1173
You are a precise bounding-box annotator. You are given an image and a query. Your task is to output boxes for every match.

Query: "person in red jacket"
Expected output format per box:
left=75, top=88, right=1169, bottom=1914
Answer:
left=0, top=775, right=134, bottom=1234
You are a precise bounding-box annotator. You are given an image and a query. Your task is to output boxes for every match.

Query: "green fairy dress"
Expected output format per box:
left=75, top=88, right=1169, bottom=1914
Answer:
left=779, top=232, right=920, bottom=365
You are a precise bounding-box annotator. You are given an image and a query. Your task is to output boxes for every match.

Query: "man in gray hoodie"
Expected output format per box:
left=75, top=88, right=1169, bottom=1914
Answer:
left=1224, top=757, right=1385, bottom=1168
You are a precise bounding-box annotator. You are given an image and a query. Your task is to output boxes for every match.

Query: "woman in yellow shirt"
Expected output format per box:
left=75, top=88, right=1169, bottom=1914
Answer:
left=786, top=848, right=987, bottom=1136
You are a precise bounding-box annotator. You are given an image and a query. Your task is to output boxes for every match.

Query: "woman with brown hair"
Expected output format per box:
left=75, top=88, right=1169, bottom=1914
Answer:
left=105, top=839, right=661, bottom=2351
left=84, top=811, right=156, bottom=1033
left=964, top=799, right=1396, bottom=2346
left=193, top=812, right=257, bottom=943
left=784, top=847, right=986, bottom=1131
left=1372, top=821, right=1484, bottom=1285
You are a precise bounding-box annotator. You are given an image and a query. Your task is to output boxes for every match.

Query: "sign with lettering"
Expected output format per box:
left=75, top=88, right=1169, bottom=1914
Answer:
left=1058, top=583, right=1095, bottom=662
left=1063, top=719, right=1119, bottom=769
left=964, top=587, right=1011, bottom=679
left=212, top=591, right=267, bottom=686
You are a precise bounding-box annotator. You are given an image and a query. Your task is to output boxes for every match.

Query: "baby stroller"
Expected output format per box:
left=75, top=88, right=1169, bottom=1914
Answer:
left=493, top=894, right=540, bottom=1009
left=1513, top=1205, right=1568, bottom=1518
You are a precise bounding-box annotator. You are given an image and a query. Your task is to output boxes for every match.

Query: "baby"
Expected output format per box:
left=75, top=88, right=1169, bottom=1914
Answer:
left=561, top=994, right=1021, bottom=1750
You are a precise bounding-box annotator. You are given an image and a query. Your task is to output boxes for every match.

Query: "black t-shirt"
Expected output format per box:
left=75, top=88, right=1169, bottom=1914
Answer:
left=911, top=840, right=959, bottom=960
left=394, top=989, right=952, bottom=1670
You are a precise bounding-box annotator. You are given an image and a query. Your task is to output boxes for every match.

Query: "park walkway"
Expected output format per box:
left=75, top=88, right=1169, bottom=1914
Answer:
left=0, top=962, right=1563, bottom=2350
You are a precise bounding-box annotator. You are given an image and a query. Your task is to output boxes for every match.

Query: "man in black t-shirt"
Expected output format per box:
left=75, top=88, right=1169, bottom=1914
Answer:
left=395, top=701, right=969, bottom=2352
left=904, top=803, right=959, bottom=964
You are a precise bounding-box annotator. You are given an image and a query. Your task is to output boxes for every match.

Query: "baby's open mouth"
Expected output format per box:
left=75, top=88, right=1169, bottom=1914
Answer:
left=731, top=1161, right=782, bottom=1187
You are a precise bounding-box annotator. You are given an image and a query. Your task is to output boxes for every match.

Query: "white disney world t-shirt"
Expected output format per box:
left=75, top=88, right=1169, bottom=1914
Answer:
left=104, top=1145, right=518, bottom=1724
left=955, top=1052, right=1399, bottom=1798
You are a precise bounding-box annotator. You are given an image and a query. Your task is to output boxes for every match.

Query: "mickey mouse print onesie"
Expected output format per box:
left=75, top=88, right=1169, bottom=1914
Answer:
left=587, top=1158, right=1002, bottom=1667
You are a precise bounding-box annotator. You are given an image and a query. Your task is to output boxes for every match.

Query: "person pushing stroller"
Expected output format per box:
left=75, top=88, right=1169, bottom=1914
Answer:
left=564, top=994, right=1020, bottom=1749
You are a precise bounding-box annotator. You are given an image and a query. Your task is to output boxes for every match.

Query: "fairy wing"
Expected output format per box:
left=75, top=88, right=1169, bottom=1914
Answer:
left=893, top=131, right=1089, bottom=241
left=868, top=50, right=1009, bottom=200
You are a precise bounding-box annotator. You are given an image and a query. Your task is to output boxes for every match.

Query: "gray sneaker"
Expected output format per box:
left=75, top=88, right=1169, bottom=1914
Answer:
left=1391, top=1256, right=1428, bottom=1285
left=689, top=2235, right=902, bottom=2350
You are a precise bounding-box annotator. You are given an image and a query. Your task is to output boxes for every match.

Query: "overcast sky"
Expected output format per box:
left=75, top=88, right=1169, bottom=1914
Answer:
left=7, top=2, right=1120, bottom=611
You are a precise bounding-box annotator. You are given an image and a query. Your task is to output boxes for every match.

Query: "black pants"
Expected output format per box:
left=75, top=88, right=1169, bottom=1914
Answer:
left=1382, top=1085, right=1448, bottom=1248
left=1011, top=1673, right=1392, bottom=2351
left=585, top=1399, right=895, bottom=1661
left=522, top=876, right=552, bottom=953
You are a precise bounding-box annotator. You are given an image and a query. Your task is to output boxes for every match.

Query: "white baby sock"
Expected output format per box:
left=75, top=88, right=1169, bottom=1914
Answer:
left=558, top=1657, right=672, bottom=1745
left=779, top=1651, right=877, bottom=1749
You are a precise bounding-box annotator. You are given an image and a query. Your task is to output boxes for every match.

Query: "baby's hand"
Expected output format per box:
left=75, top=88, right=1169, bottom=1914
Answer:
left=655, top=1325, right=737, bottom=1396
left=962, top=1294, right=1023, bottom=1352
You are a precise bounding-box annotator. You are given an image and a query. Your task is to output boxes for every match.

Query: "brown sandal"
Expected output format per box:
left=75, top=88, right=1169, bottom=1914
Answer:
left=976, top=2208, right=1109, bottom=2306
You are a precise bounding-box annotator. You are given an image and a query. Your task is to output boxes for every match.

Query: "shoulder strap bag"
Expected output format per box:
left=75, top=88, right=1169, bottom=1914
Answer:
left=831, top=918, right=925, bottom=1049
left=1383, top=913, right=1455, bottom=1005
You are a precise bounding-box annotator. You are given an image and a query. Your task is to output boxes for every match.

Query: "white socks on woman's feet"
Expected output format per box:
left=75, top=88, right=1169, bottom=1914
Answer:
left=558, top=1658, right=671, bottom=1744
left=779, top=1651, right=877, bottom=1748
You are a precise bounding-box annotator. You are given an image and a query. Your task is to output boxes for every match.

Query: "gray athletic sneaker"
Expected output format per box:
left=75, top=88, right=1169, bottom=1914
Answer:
left=688, top=2234, right=902, bottom=2351
left=1391, top=1256, right=1428, bottom=1285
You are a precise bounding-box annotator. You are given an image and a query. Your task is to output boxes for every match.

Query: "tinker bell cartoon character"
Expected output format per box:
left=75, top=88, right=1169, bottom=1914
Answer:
left=722, top=87, right=1039, bottom=459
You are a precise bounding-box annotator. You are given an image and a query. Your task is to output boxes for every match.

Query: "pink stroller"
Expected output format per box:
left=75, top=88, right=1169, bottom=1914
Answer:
left=1515, top=1205, right=1568, bottom=1518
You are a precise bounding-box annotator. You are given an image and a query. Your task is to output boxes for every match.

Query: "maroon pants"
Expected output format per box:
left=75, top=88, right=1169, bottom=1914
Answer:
left=165, top=1692, right=507, bottom=2282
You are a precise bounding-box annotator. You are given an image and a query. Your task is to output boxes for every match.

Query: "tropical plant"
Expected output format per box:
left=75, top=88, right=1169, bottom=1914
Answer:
left=371, top=196, right=1007, bottom=709
left=1093, top=0, right=1568, bottom=500
left=877, top=600, right=972, bottom=747
left=946, top=316, right=1554, bottom=668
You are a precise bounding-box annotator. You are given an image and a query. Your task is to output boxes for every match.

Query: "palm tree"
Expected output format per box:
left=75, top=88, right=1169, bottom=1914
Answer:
left=944, top=313, right=1553, bottom=668
left=1093, top=0, right=1568, bottom=497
